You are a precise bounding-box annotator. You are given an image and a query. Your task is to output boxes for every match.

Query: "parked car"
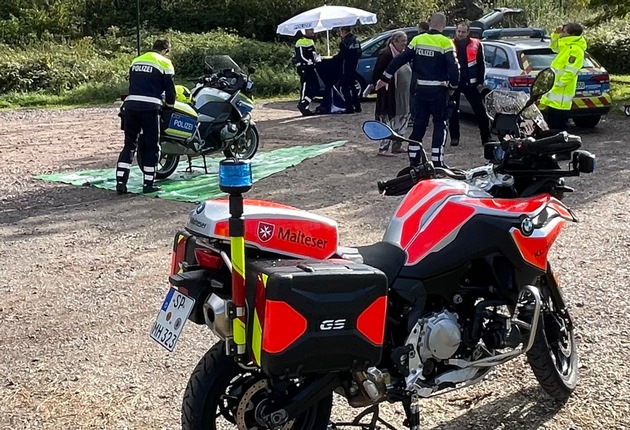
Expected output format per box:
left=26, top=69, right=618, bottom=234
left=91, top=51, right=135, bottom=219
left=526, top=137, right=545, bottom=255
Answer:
left=355, top=14, right=610, bottom=128
left=356, top=7, right=522, bottom=93
left=462, top=29, right=612, bottom=128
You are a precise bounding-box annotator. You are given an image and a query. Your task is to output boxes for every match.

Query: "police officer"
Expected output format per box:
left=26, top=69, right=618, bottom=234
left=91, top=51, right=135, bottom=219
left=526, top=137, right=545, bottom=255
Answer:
left=295, top=29, right=321, bottom=116
left=449, top=21, right=491, bottom=147
left=116, top=39, right=176, bottom=195
left=376, top=13, right=459, bottom=168
left=334, top=26, right=362, bottom=114
left=539, top=22, right=586, bottom=131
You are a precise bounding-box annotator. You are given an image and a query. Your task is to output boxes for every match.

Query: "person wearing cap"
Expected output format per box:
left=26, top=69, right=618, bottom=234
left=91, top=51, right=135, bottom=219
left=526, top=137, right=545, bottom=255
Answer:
left=539, top=22, right=587, bottom=131
left=116, top=39, right=176, bottom=195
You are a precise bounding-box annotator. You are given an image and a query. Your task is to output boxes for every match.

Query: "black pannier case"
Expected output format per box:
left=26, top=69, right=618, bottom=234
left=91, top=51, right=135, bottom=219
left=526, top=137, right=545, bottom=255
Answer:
left=245, top=259, right=388, bottom=377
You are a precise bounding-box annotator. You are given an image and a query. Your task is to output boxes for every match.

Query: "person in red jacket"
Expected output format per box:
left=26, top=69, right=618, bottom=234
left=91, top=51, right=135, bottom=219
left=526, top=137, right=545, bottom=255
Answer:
left=448, top=21, right=492, bottom=147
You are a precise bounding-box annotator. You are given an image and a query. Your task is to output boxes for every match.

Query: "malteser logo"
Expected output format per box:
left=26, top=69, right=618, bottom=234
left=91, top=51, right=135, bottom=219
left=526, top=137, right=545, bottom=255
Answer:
left=257, top=222, right=275, bottom=242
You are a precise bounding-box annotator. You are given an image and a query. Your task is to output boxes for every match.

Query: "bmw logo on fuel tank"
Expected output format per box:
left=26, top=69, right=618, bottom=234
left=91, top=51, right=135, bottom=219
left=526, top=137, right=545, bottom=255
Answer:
left=520, top=217, right=534, bottom=236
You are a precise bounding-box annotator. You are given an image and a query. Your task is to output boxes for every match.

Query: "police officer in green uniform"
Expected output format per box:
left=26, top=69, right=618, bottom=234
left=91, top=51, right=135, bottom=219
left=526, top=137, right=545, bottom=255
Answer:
left=376, top=13, right=459, bottom=168
left=295, top=29, right=321, bottom=116
left=116, top=39, right=176, bottom=195
left=539, top=22, right=586, bottom=131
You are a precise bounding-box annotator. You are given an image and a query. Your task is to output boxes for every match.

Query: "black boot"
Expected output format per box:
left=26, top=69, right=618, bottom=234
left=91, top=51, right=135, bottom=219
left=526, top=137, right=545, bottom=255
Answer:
left=143, top=184, right=162, bottom=194
left=116, top=183, right=128, bottom=195
left=297, top=100, right=313, bottom=116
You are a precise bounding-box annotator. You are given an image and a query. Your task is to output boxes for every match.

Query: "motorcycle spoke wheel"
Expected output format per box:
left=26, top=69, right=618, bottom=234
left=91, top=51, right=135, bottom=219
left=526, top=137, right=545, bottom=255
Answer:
left=526, top=281, right=578, bottom=401
left=182, top=342, right=332, bottom=430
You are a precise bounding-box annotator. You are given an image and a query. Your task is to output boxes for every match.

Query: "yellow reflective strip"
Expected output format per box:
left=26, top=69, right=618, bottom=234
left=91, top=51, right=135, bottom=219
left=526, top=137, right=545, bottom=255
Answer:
left=252, top=311, right=263, bottom=365
left=165, top=128, right=192, bottom=138
left=233, top=318, right=246, bottom=345
left=261, top=273, right=268, bottom=288
left=565, top=66, right=579, bottom=74
left=231, top=237, right=245, bottom=277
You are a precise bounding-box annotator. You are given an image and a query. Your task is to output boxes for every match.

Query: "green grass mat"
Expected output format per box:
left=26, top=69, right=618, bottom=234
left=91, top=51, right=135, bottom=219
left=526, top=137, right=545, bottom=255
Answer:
left=35, top=141, right=347, bottom=203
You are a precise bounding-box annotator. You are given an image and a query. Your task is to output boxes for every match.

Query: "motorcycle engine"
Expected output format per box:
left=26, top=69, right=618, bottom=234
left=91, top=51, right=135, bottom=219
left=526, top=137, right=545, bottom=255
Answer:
left=220, top=121, right=239, bottom=141
left=404, top=310, right=463, bottom=395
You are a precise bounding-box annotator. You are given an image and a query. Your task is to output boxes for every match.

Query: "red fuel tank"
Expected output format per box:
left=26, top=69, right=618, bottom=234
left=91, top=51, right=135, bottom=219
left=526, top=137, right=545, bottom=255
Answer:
left=383, top=179, right=574, bottom=267
left=187, top=199, right=339, bottom=260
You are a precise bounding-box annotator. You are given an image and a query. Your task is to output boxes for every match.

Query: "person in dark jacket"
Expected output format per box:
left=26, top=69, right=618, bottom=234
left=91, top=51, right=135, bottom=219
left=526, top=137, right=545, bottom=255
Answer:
left=375, top=13, right=460, bottom=168
left=448, top=21, right=491, bottom=146
left=409, top=21, right=430, bottom=126
left=334, top=26, right=362, bottom=114
left=295, top=29, right=321, bottom=116
left=116, top=39, right=176, bottom=194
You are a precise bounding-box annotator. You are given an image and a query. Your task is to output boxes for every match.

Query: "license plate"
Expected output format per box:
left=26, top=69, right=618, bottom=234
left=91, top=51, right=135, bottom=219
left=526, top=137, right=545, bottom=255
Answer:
left=149, top=288, right=195, bottom=352
left=577, top=81, right=586, bottom=90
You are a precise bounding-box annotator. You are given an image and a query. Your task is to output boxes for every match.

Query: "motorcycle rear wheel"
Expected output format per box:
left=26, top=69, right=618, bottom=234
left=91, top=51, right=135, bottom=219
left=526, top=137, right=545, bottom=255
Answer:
left=136, top=137, right=180, bottom=179
left=182, top=342, right=332, bottom=430
left=526, top=279, right=578, bottom=401
left=224, top=126, right=259, bottom=159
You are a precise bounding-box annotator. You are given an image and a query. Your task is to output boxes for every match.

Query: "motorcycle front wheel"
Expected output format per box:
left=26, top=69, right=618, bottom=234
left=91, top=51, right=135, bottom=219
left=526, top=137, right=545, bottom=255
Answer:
left=224, top=125, right=259, bottom=159
left=182, top=342, right=333, bottom=430
left=526, top=275, right=578, bottom=401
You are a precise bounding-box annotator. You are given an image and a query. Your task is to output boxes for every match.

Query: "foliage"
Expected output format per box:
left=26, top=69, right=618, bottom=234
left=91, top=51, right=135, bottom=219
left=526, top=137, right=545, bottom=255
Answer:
left=587, top=0, right=630, bottom=24
left=585, top=19, right=630, bottom=74
left=0, top=30, right=300, bottom=104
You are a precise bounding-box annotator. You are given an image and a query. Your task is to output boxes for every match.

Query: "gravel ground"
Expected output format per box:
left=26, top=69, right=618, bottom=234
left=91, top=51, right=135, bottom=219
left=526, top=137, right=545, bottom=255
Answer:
left=0, top=101, right=629, bottom=430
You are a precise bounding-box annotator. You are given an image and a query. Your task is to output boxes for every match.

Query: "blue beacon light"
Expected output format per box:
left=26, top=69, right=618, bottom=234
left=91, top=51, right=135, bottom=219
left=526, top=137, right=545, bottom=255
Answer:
left=219, top=159, right=253, bottom=193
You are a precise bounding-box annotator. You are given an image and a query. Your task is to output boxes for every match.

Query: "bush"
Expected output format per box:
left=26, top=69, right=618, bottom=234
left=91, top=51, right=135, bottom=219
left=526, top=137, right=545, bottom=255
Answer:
left=0, top=29, right=300, bottom=105
left=585, top=19, right=630, bottom=74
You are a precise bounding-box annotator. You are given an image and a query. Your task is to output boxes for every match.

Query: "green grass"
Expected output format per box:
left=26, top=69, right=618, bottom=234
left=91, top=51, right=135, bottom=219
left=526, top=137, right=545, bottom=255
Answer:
left=0, top=81, right=300, bottom=110
left=610, top=74, right=630, bottom=116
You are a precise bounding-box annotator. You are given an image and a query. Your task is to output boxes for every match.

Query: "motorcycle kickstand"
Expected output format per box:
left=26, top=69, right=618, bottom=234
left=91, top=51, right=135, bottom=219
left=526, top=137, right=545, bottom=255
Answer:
left=329, top=404, right=398, bottom=430
left=202, top=155, right=208, bottom=174
left=186, top=155, right=193, bottom=173
left=402, top=396, right=421, bottom=430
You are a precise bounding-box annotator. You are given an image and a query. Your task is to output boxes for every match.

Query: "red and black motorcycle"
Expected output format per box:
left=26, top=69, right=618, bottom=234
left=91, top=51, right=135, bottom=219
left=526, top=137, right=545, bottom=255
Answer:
left=150, top=70, right=595, bottom=430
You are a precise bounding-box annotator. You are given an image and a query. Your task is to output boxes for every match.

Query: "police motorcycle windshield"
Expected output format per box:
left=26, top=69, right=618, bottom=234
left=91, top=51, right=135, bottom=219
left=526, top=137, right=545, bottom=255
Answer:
left=204, top=55, right=243, bottom=74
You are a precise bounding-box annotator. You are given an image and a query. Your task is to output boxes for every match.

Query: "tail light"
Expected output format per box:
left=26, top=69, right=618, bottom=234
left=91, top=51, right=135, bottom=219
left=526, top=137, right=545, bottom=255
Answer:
left=508, top=76, right=536, bottom=88
left=171, top=231, right=192, bottom=275
left=194, top=248, right=224, bottom=270
left=591, top=73, right=609, bottom=84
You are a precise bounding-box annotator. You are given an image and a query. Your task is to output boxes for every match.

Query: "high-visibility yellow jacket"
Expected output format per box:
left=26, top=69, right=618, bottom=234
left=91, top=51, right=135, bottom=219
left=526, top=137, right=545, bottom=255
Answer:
left=540, top=33, right=587, bottom=111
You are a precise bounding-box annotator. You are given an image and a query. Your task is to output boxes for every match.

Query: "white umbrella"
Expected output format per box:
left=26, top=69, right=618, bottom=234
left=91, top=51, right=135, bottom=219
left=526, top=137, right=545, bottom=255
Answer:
left=276, top=5, right=378, bottom=56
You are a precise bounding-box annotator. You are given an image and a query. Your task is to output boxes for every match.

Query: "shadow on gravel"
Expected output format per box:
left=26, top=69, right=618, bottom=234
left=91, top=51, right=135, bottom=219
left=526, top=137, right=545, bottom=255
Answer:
left=430, top=386, right=566, bottom=430
left=0, top=181, right=189, bottom=239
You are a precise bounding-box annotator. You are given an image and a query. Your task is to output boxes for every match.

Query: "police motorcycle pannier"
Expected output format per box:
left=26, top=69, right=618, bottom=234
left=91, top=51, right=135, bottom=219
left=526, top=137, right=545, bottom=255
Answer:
left=245, top=259, right=388, bottom=377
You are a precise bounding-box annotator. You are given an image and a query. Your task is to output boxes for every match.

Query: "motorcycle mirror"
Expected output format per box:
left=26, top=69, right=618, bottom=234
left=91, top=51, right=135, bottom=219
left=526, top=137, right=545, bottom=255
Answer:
left=248, top=66, right=256, bottom=74
left=530, top=68, right=555, bottom=101
left=362, top=121, right=397, bottom=141
left=517, top=68, right=555, bottom=116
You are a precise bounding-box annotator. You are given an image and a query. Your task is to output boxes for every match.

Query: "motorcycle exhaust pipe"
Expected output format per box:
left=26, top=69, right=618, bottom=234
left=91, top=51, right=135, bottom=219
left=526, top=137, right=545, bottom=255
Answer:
left=448, top=285, right=542, bottom=368
left=203, top=294, right=233, bottom=340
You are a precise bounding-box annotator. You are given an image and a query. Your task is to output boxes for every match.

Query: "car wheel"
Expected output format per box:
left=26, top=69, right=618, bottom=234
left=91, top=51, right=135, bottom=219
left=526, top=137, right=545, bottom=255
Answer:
left=572, top=115, right=601, bottom=128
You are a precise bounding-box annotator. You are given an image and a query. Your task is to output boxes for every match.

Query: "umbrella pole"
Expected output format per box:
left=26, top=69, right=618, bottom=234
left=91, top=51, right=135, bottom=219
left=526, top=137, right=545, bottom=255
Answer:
left=327, top=29, right=330, bottom=57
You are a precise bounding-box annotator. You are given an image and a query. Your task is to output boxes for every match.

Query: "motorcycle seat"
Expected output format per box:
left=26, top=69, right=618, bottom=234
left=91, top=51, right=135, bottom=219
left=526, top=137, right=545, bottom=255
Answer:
left=356, top=242, right=407, bottom=286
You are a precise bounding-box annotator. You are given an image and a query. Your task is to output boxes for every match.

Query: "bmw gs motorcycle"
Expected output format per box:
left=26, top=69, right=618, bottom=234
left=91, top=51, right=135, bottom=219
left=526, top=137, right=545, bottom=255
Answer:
left=149, top=69, right=595, bottom=429
left=122, top=55, right=259, bottom=179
